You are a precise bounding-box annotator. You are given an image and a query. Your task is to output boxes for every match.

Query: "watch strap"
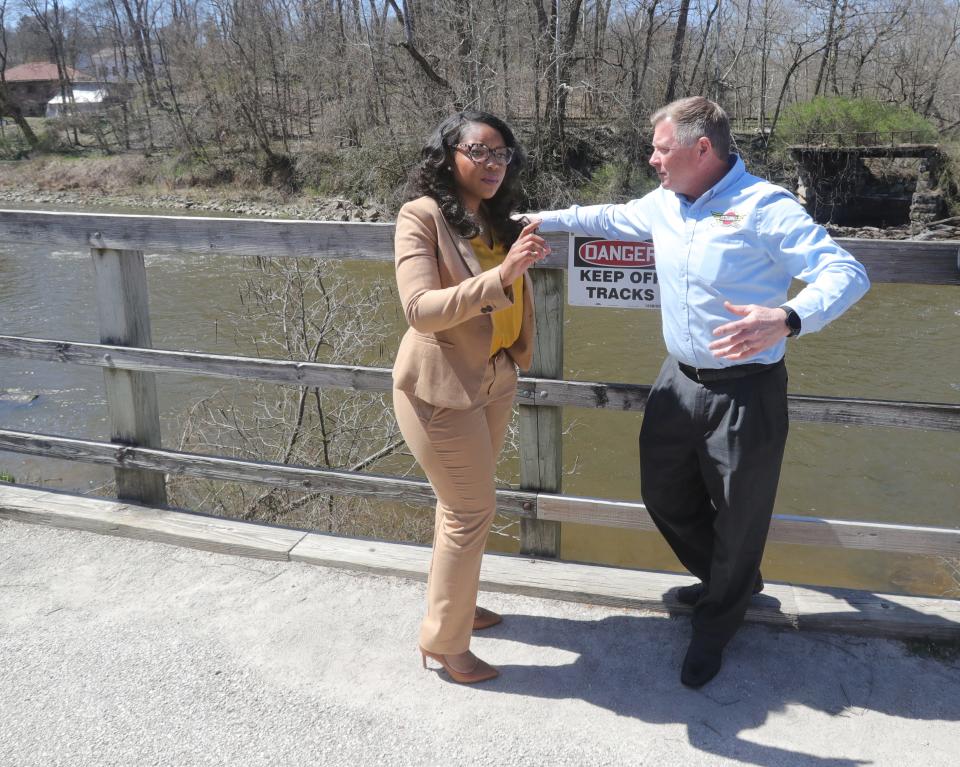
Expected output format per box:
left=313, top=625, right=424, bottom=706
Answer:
left=779, top=305, right=801, bottom=338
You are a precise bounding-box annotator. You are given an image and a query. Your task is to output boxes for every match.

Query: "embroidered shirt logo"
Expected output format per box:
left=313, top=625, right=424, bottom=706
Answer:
left=711, top=210, right=744, bottom=228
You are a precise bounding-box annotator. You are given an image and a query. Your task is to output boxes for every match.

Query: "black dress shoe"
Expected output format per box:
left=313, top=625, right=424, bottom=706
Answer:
left=675, top=582, right=706, bottom=606
left=675, top=573, right=765, bottom=607
left=681, top=636, right=723, bottom=688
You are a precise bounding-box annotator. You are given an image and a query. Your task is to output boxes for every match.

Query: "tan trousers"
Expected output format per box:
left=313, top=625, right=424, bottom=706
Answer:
left=393, top=349, right=517, bottom=655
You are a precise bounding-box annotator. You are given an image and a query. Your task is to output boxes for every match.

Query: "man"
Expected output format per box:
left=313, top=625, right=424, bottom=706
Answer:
left=536, top=97, right=870, bottom=687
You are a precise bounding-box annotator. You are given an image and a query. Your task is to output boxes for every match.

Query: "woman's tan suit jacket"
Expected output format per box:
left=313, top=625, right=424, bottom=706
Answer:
left=392, top=196, right=536, bottom=409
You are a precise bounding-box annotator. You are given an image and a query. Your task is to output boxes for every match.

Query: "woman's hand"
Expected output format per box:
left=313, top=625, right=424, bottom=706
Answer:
left=498, top=219, right=549, bottom=288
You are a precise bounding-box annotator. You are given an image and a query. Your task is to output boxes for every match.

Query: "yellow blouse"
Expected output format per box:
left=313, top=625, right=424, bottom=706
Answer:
left=470, top=236, right=524, bottom=357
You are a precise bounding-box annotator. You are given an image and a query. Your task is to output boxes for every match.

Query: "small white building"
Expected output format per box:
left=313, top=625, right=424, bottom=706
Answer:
left=46, top=84, right=109, bottom=118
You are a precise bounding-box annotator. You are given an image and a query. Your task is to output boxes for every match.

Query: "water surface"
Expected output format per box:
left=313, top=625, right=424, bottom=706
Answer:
left=1, top=235, right=957, bottom=596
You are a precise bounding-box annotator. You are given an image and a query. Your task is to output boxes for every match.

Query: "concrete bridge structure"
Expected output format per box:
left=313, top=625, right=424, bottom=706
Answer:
left=2, top=490, right=960, bottom=767
left=1, top=209, right=959, bottom=765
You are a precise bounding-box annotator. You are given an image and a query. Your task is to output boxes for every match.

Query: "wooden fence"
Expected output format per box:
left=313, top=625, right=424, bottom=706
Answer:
left=789, top=130, right=936, bottom=148
left=1, top=209, right=959, bottom=564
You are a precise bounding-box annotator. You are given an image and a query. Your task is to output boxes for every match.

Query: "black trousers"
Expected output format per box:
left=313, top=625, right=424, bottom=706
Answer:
left=640, top=356, right=789, bottom=648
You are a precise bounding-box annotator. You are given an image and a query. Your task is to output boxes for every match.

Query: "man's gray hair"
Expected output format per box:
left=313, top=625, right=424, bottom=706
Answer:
left=650, top=97, right=732, bottom=158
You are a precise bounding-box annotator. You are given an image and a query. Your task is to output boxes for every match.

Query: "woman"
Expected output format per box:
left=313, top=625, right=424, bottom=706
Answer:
left=393, top=111, right=548, bottom=684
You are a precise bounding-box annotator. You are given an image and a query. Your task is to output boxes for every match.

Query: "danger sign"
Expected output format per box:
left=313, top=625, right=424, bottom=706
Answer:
left=568, top=235, right=660, bottom=309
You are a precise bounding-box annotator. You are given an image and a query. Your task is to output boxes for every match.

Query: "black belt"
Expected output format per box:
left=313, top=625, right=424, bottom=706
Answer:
left=678, top=358, right=782, bottom=384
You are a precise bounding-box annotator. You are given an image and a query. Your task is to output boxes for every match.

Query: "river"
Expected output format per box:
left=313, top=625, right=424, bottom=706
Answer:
left=1, top=225, right=958, bottom=597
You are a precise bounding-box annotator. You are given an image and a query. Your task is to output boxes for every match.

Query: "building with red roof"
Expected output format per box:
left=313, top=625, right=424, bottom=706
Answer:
left=3, top=62, right=97, bottom=117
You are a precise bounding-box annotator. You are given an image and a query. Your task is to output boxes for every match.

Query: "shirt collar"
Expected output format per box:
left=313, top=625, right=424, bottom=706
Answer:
left=675, top=154, right=744, bottom=207
left=711, top=154, right=745, bottom=197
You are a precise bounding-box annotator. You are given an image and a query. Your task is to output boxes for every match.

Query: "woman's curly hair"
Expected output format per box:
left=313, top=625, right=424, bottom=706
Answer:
left=407, top=111, right=527, bottom=247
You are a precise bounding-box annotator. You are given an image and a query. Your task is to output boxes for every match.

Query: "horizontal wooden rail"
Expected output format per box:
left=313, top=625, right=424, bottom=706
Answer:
left=535, top=495, right=960, bottom=557
left=833, top=237, right=959, bottom=285
left=0, top=336, right=393, bottom=392
left=0, top=428, right=532, bottom=516
left=2, top=335, right=958, bottom=431
left=0, top=209, right=398, bottom=261
left=1, top=429, right=958, bottom=557
left=0, top=210, right=957, bottom=284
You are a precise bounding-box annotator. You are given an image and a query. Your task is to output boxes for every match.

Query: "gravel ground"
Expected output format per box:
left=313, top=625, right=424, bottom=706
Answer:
left=0, top=188, right=385, bottom=222
left=2, top=518, right=959, bottom=767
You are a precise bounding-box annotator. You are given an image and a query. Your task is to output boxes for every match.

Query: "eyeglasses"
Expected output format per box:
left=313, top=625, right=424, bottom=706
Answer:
left=456, top=143, right=515, bottom=165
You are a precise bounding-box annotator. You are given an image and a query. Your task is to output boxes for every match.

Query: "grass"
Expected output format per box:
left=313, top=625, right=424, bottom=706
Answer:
left=0, top=152, right=149, bottom=193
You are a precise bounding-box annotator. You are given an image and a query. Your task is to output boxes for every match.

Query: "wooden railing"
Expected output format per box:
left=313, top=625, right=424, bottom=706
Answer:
left=1, top=209, right=959, bottom=563
left=786, top=128, right=940, bottom=148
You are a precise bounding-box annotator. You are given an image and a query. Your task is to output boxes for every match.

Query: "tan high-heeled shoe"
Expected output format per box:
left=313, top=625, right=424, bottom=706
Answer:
left=420, top=647, right=499, bottom=684
left=473, top=606, right=502, bottom=631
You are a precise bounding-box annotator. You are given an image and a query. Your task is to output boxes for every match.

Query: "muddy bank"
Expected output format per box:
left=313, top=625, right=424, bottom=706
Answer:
left=829, top=219, right=960, bottom=240
left=0, top=186, right=387, bottom=222
left=1, top=182, right=958, bottom=238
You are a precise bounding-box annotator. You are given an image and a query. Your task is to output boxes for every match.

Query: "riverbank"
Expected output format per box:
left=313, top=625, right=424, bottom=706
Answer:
left=0, top=154, right=387, bottom=222
left=0, top=186, right=386, bottom=222
left=3, top=155, right=960, bottom=238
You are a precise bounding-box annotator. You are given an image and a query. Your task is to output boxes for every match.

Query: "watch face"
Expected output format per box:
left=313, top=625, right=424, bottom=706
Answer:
left=786, top=310, right=801, bottom=336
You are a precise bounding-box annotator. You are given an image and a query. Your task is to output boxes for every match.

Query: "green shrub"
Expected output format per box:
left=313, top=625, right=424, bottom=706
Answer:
left=36, top=123, right=69, bottom=153
left=0, top=133, right=24, bottom=160
left=937, top=140, right=960, bottom=215
left=777, top=97, right=937, bottom=147
left=295, top=141, right=416, bottom=208
left=576, top=161, right=658, bottom=205
left=0, top=122, right=36, bottom=159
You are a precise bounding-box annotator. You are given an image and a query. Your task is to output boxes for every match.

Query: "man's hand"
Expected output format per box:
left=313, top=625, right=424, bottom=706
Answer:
left=708, top=301, right=790, bottom=361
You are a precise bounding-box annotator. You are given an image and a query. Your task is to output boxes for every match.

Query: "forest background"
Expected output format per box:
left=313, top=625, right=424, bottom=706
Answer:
left=1, top=0, right=959, bottom=213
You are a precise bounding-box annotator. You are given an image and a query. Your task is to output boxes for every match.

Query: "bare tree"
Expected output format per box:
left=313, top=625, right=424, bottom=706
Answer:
left=3, top=0, right=958, bottom=203
left=23, top=0, right=78, bottom=143
left=0, top=0, right=40, bottom=148
left=111, top=0, right=162, bottom=106
left=529, top=0, right=585, bottom=165
left=664, top=0, right=690, bottom=102
left=169, top=257, right=418, bottom=537
left=685, top=0, right=722, bottom=97
left=387, top=0, right=459, bottom=109
left=812, top=0, right=841, bottom=96
left=604, top=0, right=668, bottom=194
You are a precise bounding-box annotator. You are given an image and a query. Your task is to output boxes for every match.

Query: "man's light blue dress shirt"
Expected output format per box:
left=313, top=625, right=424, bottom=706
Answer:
left=537, top=156, right=871, bottom=369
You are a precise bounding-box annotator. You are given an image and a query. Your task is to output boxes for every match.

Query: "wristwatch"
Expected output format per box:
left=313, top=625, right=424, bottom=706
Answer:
left=779, top=305, right=801, bottom=338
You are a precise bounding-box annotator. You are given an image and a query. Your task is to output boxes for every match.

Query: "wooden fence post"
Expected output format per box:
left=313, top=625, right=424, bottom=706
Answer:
left=518, top=267, right=563, bottom=557
left=91, top=247, right=167, bottom=505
